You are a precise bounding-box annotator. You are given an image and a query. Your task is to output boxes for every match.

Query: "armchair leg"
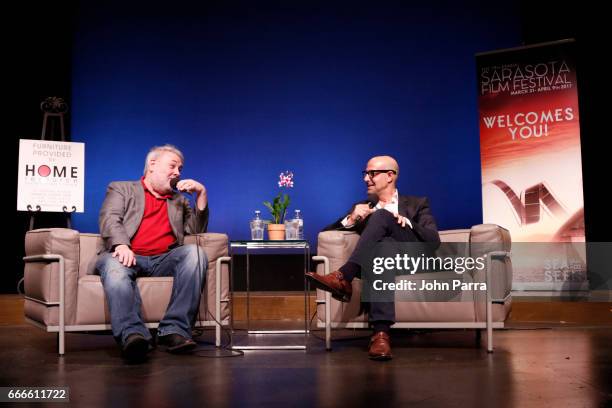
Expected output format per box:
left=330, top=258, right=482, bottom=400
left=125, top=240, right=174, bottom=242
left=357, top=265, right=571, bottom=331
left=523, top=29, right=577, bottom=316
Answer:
left=57, top=332, right=65, bottom=356
left=325, top=291, right=331, bottom=351
left=485, top=254, right=494, bottom=353
left=216, top=256, right=231, bottom=348
left=486, top=302, right=494, bottom=353
left=59, top=257, right=65, bottom=356
left=312, top=255, right=332, bottom=351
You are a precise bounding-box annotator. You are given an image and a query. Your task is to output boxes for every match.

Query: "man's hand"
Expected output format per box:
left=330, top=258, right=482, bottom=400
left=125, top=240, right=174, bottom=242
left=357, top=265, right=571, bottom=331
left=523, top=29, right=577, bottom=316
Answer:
left=176, top=179, right=205, bottom=194
left=348, top=204, right=375, bottom=224
left=113, top=244, right=136, bottom=267
left=176, top=179, right=208, bottom=210
left=393, top=212, right=411, bottom=228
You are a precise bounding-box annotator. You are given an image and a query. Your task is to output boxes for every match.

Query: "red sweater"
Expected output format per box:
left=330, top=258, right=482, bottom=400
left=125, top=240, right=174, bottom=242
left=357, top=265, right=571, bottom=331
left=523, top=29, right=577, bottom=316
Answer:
left=130, top=178, right=176, bottom=256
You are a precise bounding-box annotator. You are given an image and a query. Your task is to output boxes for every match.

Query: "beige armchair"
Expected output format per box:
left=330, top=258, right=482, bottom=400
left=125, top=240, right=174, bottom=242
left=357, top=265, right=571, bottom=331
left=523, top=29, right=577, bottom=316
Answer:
left=23, top=228, right=231, bottom=355
left=312, top=224, right=512, bottom=352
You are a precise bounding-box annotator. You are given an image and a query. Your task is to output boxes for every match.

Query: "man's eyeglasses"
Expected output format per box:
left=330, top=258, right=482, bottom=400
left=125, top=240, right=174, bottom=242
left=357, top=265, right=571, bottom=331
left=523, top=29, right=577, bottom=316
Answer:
left=362, top=170, right=397, bottom=178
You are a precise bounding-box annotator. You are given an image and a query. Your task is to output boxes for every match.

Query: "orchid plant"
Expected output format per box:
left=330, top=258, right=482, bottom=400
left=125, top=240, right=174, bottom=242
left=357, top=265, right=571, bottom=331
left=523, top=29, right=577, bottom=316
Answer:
left=264, top=171, right=293, bottom=224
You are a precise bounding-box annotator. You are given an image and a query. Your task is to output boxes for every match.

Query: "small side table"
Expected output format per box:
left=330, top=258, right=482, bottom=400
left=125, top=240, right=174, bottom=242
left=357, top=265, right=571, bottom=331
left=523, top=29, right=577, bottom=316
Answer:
left=229, top=240, right=310, bottom=350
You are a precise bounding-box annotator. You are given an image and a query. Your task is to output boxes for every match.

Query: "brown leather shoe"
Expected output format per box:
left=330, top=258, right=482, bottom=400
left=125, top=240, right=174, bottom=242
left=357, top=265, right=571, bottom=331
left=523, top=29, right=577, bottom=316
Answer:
left=157, top=333, right=197, bottom=354
left=368, top=331, right=392, bottom=361
left=305, top=271, right=352, bottom=302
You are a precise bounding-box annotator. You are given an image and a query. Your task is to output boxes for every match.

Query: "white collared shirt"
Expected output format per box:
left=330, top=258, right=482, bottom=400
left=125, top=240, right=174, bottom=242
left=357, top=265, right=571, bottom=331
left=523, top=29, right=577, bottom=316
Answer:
left=341, top=189, right=412, bottom=228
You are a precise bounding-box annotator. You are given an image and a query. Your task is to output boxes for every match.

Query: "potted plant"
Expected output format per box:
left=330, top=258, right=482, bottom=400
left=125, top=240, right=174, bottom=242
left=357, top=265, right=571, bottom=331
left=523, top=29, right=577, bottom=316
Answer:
left=264, top=171, right=293, bottom=240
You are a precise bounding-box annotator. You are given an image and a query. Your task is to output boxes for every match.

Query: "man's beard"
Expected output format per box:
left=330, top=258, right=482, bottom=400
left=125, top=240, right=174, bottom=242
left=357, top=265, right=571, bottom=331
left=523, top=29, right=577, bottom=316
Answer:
left=151, top=177, right=172, bottom=194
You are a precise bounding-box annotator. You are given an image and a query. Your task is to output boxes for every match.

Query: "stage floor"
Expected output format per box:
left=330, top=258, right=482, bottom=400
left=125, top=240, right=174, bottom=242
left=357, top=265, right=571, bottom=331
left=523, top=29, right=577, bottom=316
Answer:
left=0, top=324, right=610, bottom=407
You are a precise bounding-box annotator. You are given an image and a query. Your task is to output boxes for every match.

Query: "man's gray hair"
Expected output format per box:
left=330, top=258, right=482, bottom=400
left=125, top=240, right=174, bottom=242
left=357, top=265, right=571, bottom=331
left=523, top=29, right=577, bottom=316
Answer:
left=143, top=144, right=185, bottom=175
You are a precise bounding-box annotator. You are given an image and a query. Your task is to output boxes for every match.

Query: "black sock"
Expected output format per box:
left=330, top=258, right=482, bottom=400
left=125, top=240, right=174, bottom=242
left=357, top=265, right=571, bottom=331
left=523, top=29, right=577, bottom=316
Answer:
left=338, top=261, right=360, bottom=282
left=372, top=321, right=392, bottom=334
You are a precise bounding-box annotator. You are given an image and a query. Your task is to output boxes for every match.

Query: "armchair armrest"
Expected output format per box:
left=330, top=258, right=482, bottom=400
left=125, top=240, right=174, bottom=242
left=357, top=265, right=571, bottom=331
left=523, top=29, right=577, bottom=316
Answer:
left=316, top=230, right=360, bottom=273
left=184, top=233, right=228, bottom=262
left=24, top=228, right=81, bottom=355
left=469, top=224, right=513, bottom=301
left=24, top=228, right=81, bottom=324
left=184, top=233, right=230, bottom=341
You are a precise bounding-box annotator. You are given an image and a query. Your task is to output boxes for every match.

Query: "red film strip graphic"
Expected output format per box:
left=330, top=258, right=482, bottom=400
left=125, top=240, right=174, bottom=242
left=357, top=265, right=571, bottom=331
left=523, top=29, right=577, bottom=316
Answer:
left=490, top=180, right=568, bottom=226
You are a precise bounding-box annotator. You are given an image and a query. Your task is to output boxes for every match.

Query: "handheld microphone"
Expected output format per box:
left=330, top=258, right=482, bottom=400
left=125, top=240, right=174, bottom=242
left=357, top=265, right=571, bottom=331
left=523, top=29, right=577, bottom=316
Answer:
left=169, top=177, right=180, bottom=192
left=366, top=194, right=379, bottom=209
left=354, top=194, right=380, bottom=223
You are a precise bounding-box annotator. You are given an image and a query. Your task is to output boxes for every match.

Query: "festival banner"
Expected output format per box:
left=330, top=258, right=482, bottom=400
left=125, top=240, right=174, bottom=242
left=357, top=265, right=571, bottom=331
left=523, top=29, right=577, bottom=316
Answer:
left=476, top=39, right=587, bottom=290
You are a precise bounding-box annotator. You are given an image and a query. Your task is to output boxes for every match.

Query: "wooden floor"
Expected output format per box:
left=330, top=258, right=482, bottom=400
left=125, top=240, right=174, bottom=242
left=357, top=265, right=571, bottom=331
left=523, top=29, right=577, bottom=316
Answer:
left=1, top=323, right=611, bottom=407
left=0, top=295, right=25, bottom=325
left=2, top=293, right=611, bottom=326
left=1, top=294, right=611, bottom=406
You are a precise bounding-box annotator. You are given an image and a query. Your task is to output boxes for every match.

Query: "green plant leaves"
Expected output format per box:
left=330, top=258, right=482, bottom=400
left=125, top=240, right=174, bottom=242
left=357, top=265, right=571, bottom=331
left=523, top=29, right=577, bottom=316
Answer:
left=263, top=192, right=291, bottom=224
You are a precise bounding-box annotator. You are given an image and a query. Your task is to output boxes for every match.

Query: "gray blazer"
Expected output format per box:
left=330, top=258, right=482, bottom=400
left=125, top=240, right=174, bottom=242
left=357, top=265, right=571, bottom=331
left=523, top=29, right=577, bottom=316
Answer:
left=98, top=181, right=209, bottom=253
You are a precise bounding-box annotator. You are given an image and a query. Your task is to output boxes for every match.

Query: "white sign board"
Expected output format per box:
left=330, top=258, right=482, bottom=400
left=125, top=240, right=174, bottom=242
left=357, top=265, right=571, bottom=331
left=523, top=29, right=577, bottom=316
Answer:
left=17, top=139, right=85, bottom=213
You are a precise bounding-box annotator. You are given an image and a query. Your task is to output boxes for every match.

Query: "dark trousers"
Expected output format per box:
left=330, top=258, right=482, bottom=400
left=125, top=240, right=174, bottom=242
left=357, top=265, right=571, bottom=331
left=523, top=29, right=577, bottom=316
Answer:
left=344, top=209, right=420, bottom=325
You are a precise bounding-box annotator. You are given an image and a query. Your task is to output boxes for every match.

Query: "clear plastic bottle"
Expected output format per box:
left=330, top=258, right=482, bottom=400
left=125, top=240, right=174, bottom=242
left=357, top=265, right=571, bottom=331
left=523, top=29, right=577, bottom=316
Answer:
left=294, top=209, right=303, bottom=240
left=250, top=210, right=264, bottom=240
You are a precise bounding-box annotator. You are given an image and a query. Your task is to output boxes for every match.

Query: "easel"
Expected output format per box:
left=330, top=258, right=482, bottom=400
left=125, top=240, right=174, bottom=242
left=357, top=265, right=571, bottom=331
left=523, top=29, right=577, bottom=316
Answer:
left=26, top=97, right=74, bottom=231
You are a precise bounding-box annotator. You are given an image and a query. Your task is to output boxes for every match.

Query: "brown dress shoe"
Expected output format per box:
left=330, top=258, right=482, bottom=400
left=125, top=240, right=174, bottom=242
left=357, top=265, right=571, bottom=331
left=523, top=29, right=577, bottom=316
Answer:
left=157, top=333, right=197, bottom=354
left=368, top=331, right=392, bottom=361
left=305, top=271, right=352, bottom=302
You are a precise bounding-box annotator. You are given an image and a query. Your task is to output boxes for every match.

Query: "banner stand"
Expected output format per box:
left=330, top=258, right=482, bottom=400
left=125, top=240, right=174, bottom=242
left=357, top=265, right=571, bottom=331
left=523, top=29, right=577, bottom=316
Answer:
left=476, top=39, right=587, bottom=291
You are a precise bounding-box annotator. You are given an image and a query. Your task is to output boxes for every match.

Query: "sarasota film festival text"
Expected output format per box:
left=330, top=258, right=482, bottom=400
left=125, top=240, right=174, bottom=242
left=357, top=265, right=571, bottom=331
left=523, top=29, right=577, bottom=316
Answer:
left=370, top=254, right=487, bottom=291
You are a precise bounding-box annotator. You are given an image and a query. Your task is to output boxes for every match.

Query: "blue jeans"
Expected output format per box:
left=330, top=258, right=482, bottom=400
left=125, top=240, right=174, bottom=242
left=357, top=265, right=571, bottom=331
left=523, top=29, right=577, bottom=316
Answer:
left=96, top=244, right=207, bottom=344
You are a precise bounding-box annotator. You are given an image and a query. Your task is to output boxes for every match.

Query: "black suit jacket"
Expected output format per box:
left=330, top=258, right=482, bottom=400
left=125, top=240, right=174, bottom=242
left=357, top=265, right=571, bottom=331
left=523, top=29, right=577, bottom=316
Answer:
left=323, top=195, right=440, bottom=244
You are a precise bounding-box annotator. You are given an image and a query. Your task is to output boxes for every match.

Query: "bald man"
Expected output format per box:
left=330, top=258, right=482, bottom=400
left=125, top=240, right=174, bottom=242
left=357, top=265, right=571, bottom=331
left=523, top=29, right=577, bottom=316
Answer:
left=306, top=156, right=440, bottom=360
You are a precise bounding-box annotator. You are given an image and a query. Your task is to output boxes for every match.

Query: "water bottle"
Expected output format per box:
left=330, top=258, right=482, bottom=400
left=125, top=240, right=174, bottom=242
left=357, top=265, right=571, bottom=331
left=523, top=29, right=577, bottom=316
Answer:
left=294, top=209, right=303, bottom=240
left=250, top=210, right=264, bottom=240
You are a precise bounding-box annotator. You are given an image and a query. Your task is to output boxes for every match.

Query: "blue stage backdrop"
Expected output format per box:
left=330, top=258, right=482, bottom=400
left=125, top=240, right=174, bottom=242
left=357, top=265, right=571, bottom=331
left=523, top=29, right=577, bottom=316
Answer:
left=71, top=1, right=521, bottom=246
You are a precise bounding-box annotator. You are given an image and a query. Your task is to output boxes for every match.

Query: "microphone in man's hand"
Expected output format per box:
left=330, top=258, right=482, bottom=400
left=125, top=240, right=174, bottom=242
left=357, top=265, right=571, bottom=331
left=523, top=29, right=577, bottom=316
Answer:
left=169, top=177, right=180, bottom=192
left=355, top=194, right=380, bottom=222
left=366, top=194, right=379, bottom=209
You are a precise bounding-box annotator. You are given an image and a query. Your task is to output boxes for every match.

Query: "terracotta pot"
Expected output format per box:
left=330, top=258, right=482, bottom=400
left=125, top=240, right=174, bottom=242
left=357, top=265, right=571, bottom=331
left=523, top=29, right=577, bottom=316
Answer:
left=267, top=224, right=286, bottom=240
